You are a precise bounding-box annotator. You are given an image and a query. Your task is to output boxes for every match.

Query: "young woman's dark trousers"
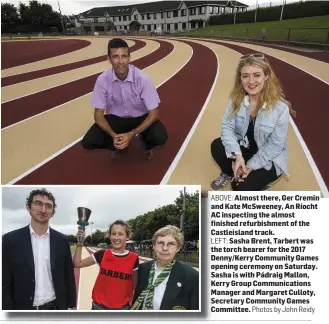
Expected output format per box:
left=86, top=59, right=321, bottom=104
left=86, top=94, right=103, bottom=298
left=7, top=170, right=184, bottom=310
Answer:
left=211, top=137, right=279, bottom=191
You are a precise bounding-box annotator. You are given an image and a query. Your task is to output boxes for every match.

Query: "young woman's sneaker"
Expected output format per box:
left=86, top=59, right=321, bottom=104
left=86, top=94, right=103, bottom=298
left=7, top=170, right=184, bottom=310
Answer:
left=211, top=173, right=233, bottom=190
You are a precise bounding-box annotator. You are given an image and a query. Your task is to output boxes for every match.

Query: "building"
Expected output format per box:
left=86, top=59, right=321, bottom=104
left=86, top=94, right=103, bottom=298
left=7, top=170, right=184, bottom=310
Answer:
left=75, top=1, right=248, bottom=34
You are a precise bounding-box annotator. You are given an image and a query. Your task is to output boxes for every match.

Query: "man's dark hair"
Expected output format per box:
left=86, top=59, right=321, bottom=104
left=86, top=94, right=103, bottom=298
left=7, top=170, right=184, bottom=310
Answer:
left=26, top=188, right=57, bottom=213
left=109, top=219, right=131, bottom=238
left=108, top=38, right=130, bottom=57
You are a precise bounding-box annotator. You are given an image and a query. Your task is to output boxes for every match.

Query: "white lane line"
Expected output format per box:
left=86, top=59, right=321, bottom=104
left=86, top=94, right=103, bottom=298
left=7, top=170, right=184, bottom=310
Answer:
left=1, top=38, right=135, bottom=77
left=1, top=40, right=136, bottom=82
left=1, top=70, right=104, bottom=103
left=7, top=137, right=83, bottom=184
left=168, top=37, right=329, bottom=196
left=2, top=41, right=153, bottom=104
left=160, top=42, right=219, bottom=185
left=7, top=40, right=193, bottom=184
left=2, top=42, right=163, bottom=131
left=201, top=37, right=329, bottom=85
left=2, top=94, right=90, bottom=131
left=289, top=116, right=329, bottom=197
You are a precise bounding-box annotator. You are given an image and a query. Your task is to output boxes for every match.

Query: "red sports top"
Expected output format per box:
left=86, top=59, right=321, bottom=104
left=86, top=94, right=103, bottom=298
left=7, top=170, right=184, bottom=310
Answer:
left=92, top=249, right=138, bottom=309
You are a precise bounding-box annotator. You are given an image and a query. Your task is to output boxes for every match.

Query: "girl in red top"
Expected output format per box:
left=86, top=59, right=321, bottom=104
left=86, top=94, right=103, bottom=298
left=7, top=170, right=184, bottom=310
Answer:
left=73, top=220, right=139, bottom=310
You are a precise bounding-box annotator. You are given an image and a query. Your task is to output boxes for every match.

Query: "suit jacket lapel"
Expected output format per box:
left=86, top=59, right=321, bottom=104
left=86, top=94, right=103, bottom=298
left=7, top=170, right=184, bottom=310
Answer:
left=49, top=228, right=56, bottom=274
left=160, top=261, right=184, bottom=310
left=23, top=225, right=35, bottom=274
left=142, top=261, right=153, bottom=290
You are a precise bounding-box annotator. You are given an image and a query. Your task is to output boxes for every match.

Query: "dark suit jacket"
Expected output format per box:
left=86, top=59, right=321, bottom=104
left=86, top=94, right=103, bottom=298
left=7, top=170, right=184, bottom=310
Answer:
left=132, top=260, right=199, bottom=310
left=2, top=225, right=76, bottom=310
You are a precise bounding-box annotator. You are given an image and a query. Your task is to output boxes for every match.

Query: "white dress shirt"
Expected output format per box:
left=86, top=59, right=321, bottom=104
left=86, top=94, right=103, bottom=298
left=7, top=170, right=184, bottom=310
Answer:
left=143, top=262, right=170, bottom=310
left=29, top=224, right=56, bottom=306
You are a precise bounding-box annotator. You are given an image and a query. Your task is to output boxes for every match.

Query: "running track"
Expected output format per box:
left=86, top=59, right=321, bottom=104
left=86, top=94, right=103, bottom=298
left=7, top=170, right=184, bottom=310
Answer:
left=2, top=36, right=328, bottom=195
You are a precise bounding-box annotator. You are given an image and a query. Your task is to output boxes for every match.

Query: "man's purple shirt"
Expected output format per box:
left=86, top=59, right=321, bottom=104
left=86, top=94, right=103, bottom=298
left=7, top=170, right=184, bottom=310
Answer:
left=91, top=64, right=160, bottom=118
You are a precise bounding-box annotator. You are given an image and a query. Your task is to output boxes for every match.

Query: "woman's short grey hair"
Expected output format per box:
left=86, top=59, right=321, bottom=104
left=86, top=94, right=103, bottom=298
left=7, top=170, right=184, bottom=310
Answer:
left=152, top=225, right=183, bottom=248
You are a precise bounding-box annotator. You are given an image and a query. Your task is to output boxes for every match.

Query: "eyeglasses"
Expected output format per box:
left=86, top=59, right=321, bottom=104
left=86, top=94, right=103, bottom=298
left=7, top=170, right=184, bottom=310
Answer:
left=155, top=241, right=177, bottom=249
left=32, top=200, right=53, bottom=210
left=240, top=53, right=265, bottom=61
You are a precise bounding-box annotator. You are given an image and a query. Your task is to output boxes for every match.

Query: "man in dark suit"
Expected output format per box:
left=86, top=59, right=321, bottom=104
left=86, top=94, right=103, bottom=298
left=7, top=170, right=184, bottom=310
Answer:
left=2, top=188, right=76, bottom=310
left=132, top=225, right=199, bottom=310
left=133, top=259, right=199, bottom=310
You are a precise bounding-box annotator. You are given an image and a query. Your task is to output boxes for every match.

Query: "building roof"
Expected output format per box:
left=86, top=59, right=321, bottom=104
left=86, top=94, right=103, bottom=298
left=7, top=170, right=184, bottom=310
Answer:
left=78, top=1, right=248, bottom=18
left=184, top=1, right=247, bottom=8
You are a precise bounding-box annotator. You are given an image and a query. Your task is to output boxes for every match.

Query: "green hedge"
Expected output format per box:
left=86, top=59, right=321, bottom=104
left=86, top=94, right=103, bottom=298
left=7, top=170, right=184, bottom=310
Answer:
left=209, top=1, right=329, bottom=25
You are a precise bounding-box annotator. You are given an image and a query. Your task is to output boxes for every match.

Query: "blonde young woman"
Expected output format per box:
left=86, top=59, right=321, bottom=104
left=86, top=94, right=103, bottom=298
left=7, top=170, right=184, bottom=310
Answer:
left=131, top=225, right=199, bottom=310
left=211, top=53, right=295, bottom=191
left=73, top=220, right=139, bottom=310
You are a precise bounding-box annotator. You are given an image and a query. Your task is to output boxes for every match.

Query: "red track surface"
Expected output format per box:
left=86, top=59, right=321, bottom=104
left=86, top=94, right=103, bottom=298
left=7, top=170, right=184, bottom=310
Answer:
left=16, top=40, right=217, bottom=185
left=207, top=39, right=329, bottom=189
left=1, top=39, right=91, bottom=69
left=260, top=43, right=329, bottom=63
left=1, top=39, right=146, bottom=87
left=2, top=40, right=172, bottom=128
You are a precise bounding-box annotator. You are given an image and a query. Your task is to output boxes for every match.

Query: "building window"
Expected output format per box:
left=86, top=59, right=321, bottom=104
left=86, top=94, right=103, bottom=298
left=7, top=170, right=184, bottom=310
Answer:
left=182, top=22, right=186, bottom=29
left=173, top=10, right=178, bottom=17
left=113, top=17, right=116, bottom=22
left=215, top=7, right=219, bottom=14
left=128, top=16, right=131, bottom=21
left=120, top=26, right=123, bottom=29
left=210, top=6, right=213, bottom=14
left=93, top=18, right=98, bottom=23
left=167, top=12, right=171, bottom=18
left=141, top=14, right=144, bottom=20
left=119, top=16, right=121, bottom=21
left=181, top=9, right=186, bottom=16
left=124, top=25, right=127, bottom=30
left=123, top=16, right=126, bottom=21
left=134, top=14, right=138, bottom=20
left=201, top=6, right=205, bottom=14
left=174, top=23, right=178, bottom=30
left=147, top=13, right=151, bottom=20
left=147, top=25, right=151, bottom=31
left=153, top=13, right=156, bottom=19
left=167, top=23, right=170, bottom=31
left=161, top=12, right=164, bottom=19
left=189, top=8, right=196, bottom=16
left=153, top=24, right=156, bottom=30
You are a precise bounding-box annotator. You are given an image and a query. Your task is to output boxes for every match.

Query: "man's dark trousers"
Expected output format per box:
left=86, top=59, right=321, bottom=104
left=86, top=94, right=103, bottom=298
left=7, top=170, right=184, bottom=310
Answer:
left=82, top=114, right=168, bottom=151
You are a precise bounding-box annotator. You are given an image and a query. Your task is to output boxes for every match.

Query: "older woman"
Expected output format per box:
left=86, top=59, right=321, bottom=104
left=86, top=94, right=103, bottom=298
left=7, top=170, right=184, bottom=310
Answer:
left=131, top=225, right=199, bottom=310
left=211, top=53, right=295, bottom=191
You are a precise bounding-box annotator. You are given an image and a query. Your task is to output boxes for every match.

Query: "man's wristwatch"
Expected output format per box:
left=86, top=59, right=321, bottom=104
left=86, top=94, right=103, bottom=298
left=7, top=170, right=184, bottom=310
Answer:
left=131, top=129, right=140, bottom=138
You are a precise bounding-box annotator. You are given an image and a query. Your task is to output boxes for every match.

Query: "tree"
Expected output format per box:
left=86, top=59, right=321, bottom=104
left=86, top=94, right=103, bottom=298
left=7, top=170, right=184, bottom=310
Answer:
left=1, top=3, right=19, bottom=27
left=66, top=235, right=76, bottom=245
left=127, top=191, right=199, bottom=242
left=175, top=191, right=199, bottom=241
left=18, top=0, right=62, bottom=31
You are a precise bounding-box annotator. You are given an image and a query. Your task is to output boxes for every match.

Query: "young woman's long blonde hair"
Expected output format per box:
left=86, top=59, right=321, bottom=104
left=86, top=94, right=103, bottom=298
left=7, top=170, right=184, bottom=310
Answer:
left=229, top=55, right=295, bottom=118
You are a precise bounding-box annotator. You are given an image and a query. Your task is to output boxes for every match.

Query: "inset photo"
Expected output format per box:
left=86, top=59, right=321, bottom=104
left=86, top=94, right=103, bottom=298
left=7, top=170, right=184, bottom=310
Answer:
left=2, top=185, right=200, bottom=312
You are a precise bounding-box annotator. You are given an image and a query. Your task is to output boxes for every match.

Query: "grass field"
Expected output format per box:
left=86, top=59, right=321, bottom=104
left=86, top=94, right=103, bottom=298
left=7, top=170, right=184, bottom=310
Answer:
left=183, top=15, right=329, bottom=44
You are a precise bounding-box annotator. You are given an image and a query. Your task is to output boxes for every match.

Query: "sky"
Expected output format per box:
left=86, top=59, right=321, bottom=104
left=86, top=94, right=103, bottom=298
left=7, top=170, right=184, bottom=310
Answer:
left=4, top=0, right=302, bottom=16
left=2, top=185, right=200, bottom=235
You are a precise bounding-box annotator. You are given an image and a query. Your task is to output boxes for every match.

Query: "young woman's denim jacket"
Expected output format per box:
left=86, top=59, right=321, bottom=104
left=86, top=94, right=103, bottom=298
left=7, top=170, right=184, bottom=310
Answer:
left=221, top=97, right=290, bottom=176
